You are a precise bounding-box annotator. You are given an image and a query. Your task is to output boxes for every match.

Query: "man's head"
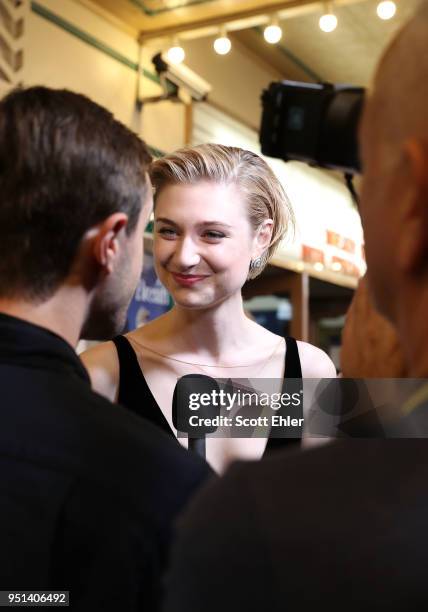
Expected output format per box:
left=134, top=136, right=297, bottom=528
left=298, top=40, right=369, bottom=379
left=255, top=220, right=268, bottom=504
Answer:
left=359, top=4, right=428, bottom=326
left=0, top=87, right=153, bottom=339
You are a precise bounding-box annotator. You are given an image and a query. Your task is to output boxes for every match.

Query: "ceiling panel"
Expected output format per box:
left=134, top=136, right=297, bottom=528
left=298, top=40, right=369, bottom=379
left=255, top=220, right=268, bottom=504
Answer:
left=129, top=0, right=217, bottom=15
left=91, top=0, right=306, bottom=33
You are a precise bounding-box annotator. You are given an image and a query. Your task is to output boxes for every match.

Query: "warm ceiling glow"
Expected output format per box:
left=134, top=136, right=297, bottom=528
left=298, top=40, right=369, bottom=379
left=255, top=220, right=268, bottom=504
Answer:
left=377, top=1, right=397, bottom=20
left=264, top=24, right=282, bottom=44
left=166, top=45, right=185, bottom=64
left=319, top=13, right=338, bottom=32
left=214, top=35, right=232, bottom=55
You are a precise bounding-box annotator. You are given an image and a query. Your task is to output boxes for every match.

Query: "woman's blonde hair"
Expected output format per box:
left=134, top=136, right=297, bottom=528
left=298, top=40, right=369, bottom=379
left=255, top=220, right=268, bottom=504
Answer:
left=149, top=143, right=294, bottom=279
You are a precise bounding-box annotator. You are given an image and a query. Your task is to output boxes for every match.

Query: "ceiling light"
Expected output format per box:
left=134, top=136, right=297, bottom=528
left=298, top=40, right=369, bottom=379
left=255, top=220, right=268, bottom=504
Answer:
left=314, top=262, right=324, bottom=272
left=319, top=2, right=338, bottom=32
left=377, top=1, right=397, bottom=20
left=214, top=26, right=231, bottom=55
left=166, top=38, right=185, bottom=64
left=264, top=15, right=282, bottom=44
left=331, top=262, right=342, bottom=272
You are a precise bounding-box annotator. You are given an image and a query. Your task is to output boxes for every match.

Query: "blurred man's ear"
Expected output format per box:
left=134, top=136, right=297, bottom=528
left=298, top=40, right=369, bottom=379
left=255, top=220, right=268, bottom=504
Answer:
left=405, top=139, right=428, bottom=192
left=396, top=139, right=428, bottom=272
left=91, top=213, right=129, bottom=274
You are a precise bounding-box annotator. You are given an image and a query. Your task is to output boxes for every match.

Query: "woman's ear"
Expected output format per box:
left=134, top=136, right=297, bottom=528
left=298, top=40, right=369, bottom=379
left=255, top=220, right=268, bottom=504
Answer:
left=252, top=219, right=274, bottom=260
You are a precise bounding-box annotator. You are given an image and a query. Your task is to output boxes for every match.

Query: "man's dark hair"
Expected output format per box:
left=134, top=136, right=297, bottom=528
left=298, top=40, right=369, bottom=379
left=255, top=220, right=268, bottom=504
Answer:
left=0, top=86, right=152, bottom=300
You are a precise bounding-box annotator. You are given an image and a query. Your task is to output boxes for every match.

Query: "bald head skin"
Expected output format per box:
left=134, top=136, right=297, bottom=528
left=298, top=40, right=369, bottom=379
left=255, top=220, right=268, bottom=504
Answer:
left=359, top=2, right=428, bottom=376
left=369, top=3, right=428, bottom=156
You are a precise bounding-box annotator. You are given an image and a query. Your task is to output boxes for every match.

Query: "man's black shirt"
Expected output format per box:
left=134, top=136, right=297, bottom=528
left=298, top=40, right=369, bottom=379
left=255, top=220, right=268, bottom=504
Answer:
left=0, top=313, right=212, bottom=610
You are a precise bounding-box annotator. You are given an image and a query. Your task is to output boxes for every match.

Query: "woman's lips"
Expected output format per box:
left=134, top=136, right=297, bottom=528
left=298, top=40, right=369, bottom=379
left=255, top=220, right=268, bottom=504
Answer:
left=171, top=272, right=209, bottom=286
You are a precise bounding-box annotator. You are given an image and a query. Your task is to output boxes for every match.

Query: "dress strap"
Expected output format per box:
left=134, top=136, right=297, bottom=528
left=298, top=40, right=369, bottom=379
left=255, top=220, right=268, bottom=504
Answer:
left=284, top=336, right=302, bottom=379
left=111, top=335, right=143, bottom=386
left=264, top=336, right=303, bottom=456
left=111, top=335, right=177, bottom=439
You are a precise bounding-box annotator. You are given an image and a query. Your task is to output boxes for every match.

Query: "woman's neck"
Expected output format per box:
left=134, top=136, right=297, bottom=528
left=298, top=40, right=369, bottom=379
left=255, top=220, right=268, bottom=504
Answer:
left=166, top=293, right=255, bottom=363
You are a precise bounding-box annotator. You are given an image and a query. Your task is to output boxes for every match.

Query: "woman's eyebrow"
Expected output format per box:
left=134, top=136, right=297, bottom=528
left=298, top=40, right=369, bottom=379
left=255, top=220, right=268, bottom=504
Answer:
left=155, top=217, right=177, bottom=225
left=155, top=218, right=233, bottom=229
left=198, top=221, right=233, bottom=228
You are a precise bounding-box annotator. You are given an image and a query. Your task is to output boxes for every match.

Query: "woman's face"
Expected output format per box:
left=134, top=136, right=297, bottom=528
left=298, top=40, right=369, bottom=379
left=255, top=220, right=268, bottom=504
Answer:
left=153, top=181, right=257, bottom=309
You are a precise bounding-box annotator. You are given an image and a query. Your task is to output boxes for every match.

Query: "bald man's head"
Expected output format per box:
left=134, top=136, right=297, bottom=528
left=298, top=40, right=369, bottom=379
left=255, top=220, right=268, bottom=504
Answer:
left=370, top=2, right=428, bottom=157
left=358, top=2, right=428, bottom=331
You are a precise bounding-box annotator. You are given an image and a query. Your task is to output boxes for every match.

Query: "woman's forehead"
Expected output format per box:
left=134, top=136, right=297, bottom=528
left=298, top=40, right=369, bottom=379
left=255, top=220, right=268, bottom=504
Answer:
left=155, top=181, right=248, bottom=222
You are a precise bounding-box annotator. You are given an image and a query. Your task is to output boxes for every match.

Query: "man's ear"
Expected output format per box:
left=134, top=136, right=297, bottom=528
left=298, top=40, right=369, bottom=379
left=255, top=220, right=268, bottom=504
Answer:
left=91, top=213, right=129, bottom=274
left=396, top=139, right=428, bottom=272
left=252, top=219, right=274, bottom=260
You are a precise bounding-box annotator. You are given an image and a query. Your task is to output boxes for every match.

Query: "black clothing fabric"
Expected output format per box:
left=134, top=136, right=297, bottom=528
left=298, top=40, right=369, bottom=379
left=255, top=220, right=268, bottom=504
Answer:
left=164, top=438, right=428, bottom=612
left=0, top=313, right=212, bottom=611
left=112, top=335, right=303, bottom=454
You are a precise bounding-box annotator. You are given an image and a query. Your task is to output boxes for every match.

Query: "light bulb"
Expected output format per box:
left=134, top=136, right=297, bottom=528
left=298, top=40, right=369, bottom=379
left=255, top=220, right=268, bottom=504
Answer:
left=319, top=13, right=338, bottom=32
left=166, top=45, right=185, bottom=64
left=264, top=24, right=282, bottom=44
left=377, top=1, right=396, bottom=20
left=214, top=35, right=231, bottom=55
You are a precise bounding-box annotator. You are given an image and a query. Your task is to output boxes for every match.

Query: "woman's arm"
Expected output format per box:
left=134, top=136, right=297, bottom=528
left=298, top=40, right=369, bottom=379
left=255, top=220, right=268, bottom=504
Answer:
left=80, top=341, right=120, bottom=402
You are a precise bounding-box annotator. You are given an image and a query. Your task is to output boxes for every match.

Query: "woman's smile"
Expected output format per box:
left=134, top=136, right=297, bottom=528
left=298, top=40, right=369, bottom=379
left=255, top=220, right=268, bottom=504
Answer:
left=171, top=272, right=210, bottom=287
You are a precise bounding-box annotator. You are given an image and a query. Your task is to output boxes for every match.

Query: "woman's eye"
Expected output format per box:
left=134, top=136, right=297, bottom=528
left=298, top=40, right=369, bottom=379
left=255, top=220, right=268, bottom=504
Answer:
left=158, top=227, right=177, bottom=238
left=203, top=231, right=226, bottom=240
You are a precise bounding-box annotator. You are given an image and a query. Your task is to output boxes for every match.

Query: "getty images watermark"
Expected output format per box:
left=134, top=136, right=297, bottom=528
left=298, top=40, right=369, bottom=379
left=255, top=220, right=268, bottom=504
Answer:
left=174, top=376, right=305, bottom=438
left=187, top=387, right=303, bottom=428
left=174, top=377, right=428, bottom=439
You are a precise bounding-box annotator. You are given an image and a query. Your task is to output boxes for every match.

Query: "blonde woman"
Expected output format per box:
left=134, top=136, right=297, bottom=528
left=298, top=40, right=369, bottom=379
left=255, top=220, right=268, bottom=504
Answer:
left=81, top=144, right=335, bottom=472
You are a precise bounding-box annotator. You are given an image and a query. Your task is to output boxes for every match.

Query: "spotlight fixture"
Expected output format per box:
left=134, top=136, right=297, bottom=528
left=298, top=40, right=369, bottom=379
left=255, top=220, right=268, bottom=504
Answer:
left=264, top=15, right=282, bottom=44
left=377, top=1, right=396, bottom=20
left=319, top=1, right=338, bottom=33
left=166, top=37, right=185, bottom=64
left=214, top=26, right=231, bottom=55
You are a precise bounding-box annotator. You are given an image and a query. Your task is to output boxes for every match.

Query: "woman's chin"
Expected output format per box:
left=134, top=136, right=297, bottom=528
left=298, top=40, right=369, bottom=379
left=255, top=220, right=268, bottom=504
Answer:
left=174, top=297, right=212, bottom=310
left=170, top=289, right=216, bottom=310
left=172, top=291, right=237, bottom=312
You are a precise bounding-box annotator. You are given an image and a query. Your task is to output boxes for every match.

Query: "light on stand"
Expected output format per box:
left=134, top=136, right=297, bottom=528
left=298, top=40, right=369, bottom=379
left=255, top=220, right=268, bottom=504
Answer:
left=166, top=37, right=185, bottom=64
left=377, top=1, right=397, bottom=20
left=214, top=26, right=232, bottom=55
left=264, top=15, right=282, bottom=44
left=319, top=2, right=338, bottom=33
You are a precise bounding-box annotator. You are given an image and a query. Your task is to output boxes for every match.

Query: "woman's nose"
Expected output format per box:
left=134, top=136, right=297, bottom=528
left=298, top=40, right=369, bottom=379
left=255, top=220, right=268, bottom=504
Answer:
left=172, top=237, right=201, bottom=268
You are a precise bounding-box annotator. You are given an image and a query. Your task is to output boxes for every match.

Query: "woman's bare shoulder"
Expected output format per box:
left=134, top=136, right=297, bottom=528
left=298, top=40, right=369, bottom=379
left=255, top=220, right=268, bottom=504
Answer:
left=296, top=341, right=337, bottom=378
left=80, top=340, right=120, bottom=401
left=128, top=312, right=172, bottom=347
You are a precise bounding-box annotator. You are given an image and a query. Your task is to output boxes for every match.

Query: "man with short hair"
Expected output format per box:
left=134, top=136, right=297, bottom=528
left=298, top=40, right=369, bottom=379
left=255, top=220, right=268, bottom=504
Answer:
left=162, top=5, right=428, bottom=610
left=0, top=87, right=211, bottom=610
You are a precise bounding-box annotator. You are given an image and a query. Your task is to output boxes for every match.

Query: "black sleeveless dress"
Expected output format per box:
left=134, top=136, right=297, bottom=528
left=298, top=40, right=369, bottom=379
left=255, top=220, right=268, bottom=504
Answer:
left=112, top=335, right=303, bottom=457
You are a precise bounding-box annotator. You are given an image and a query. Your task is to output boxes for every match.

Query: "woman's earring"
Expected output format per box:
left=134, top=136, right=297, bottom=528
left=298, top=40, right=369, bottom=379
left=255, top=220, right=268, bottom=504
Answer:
left=249, top=257, right=262, bottom=271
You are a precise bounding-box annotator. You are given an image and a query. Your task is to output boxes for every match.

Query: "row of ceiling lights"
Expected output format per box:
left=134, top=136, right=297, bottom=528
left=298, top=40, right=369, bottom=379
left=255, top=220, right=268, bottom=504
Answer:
left=166, top=1, right=398, bottom=64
